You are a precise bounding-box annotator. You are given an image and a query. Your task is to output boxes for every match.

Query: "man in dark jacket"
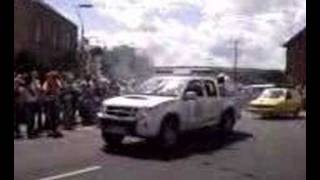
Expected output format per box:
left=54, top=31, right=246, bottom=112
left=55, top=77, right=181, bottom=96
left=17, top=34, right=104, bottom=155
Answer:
left=60, top=73, right=78, bottom=130
left=79, top=81, right=96, bottom=126
left=14, top=75, right=24, bottom=139
left=17, top=74, right=38, bottom=139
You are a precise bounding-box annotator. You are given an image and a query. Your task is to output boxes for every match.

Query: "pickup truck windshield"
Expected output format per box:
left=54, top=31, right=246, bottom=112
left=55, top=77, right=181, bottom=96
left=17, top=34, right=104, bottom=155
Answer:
left=132, top=77, right=187, bottom=96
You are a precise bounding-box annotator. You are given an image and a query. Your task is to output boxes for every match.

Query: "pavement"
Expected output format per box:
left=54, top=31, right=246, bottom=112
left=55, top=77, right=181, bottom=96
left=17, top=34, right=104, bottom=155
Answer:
left=14, top=112, right=306, bottom=180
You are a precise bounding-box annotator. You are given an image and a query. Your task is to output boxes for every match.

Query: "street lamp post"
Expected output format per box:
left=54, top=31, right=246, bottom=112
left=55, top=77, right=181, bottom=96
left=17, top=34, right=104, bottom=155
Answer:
left=76, top=4, right=93, bottom=43
left=233, top=39, right=239, bottom=88
left=74, top=4, right=93, bottom=77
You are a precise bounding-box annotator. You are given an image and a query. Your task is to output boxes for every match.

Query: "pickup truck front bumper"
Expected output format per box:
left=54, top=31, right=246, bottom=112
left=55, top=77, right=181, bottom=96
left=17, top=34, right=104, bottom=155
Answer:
left=97, top=112, right=159, bottom=138
left=247, top=106, right=280, bottom=116
left=97, top=112, right=137, bottom=136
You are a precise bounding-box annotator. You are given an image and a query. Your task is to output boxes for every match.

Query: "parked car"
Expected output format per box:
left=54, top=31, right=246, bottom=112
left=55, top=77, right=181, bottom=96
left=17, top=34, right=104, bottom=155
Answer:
left=248, top=88, right=302, bottom=117
left=97, top=75, right=242, bottom=149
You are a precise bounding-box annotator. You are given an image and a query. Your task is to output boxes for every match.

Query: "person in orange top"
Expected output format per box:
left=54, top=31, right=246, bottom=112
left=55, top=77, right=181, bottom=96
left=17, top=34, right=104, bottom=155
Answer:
left=42, top=71, right=63, bottom=138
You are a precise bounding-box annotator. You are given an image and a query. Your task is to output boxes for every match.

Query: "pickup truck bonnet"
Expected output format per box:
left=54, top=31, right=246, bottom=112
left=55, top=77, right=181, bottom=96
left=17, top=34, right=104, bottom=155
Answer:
left=102, top=95, right=177, bottom=108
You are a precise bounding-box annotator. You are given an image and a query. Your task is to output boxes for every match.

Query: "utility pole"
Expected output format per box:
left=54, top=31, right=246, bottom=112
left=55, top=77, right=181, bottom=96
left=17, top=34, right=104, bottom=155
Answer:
left=233, top=39, right=239, bottom=89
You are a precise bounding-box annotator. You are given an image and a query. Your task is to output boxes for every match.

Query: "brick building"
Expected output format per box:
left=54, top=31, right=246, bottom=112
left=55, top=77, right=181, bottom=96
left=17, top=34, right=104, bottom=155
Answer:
left=14, top=0, right=78, bottom=72
left=283, top=27, right=306, bottom=86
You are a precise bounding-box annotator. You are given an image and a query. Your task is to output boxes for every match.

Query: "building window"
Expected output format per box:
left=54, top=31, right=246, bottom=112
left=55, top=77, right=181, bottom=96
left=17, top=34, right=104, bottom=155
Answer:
left=65, top=33, right=70, bottom=49
left=52, top=28, right=57, bottom=48
left=57, top=27, right=62, bottom=50
left=35, top=21, right=41, bottom=43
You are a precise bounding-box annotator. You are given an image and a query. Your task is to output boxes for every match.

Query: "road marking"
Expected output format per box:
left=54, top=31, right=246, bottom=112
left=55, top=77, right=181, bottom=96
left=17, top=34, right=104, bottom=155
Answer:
left=39, top=166, right=101, bottom=180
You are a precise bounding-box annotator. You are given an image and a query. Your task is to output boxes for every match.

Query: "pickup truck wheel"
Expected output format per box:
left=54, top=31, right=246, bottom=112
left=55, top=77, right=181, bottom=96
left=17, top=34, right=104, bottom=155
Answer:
left=219, top=111, right=236, bottom=133
left=158, top=120, right=179, bottom=150
left=102, top=132, right=124, bottom=147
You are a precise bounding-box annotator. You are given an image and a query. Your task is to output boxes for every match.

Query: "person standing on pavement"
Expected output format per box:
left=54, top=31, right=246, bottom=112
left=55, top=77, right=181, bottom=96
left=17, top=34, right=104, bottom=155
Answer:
left=109, top=79, right=120, bottom=97
left=217, top=73, right=227, bottom=97
left=79, top=78, right=96, bottom=126
left=14, top=74, right=25, bottom=139
left=296, top=84, right=306, bottom=110
left=17, top=74, right=38, bottom=139
left=93, top=79, right=104, bottom=108
left=60, top=73, right=78, bottom=130
left=42, top=71, right=63, bottom=138
left=30, top=71, right=44, bottom=134
left=302, top=84, right=306, bottom=110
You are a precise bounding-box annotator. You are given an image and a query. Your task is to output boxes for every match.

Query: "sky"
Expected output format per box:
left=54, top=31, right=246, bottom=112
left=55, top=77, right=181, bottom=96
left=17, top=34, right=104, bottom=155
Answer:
left=44, top=0, right=306, bottom=70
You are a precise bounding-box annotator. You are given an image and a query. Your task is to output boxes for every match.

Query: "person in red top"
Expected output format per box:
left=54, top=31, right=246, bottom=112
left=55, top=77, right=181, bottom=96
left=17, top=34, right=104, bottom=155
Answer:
left=42, top=71, right=63, bottom=138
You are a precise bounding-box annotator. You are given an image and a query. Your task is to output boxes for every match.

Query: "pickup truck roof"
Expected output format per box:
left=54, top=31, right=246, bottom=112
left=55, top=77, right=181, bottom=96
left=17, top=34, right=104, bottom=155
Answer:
left=243, top=84, right=275, bottom=89
left=152, top=75, right=217, bottom=81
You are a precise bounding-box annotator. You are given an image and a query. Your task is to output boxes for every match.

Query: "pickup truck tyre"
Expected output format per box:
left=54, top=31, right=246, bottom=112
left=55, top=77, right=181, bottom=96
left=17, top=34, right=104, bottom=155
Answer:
left=102, top=132, right=124, bottom=147
left=158, top=119, right=179, bottom=150
left=219, top=111, right=236, bottom=133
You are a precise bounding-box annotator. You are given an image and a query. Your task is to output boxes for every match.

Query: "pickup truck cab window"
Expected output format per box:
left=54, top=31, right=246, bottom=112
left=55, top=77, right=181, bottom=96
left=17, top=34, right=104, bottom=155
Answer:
left=204, top=80, right=218, bottom=97
left=133, top=77, right=186, bottom=96
left=185, top=80, right=204, bottom=97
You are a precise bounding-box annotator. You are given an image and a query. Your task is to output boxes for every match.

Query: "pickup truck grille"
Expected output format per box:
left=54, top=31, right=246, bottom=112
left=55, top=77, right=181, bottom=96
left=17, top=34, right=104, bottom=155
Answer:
left=100, top=118, right=137, bottom=135
left=105, top=106, right=138, bottom=117
left=102, top=119, right=136, bottom=127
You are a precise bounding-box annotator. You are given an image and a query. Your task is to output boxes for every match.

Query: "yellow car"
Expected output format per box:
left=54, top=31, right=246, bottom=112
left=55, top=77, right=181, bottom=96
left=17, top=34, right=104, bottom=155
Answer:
left=248, top=88, right=302, bottom=117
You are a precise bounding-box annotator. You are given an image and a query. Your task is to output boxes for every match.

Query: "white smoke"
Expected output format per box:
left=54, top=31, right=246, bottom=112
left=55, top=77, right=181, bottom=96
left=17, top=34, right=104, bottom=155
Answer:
left=81, top=0, right=306, bottom=69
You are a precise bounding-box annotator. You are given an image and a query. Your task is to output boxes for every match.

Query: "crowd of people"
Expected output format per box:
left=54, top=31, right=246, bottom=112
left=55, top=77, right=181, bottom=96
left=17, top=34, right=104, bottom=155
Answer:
left=14, top=70, right=122, bottom=139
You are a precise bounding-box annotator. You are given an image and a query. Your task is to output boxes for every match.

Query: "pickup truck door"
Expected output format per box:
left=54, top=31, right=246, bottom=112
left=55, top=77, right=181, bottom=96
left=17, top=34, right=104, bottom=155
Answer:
left=203, top=80, right=222, bottom=126
left=181, top=80, right=206, bottom=130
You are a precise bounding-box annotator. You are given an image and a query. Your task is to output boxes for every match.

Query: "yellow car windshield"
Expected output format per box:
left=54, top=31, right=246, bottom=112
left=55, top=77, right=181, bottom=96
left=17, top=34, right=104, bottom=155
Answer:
left=260, top=89, right=285, bottom=99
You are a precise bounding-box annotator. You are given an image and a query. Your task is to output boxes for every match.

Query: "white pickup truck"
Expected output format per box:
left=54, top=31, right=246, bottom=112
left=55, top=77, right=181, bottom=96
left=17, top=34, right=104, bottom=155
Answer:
left=97, top=75, right=241, bottom=149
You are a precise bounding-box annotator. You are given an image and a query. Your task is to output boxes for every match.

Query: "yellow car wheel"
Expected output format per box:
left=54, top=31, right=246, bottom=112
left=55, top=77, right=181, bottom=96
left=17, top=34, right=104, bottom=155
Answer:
left=292, top=108, right=301, bottom=118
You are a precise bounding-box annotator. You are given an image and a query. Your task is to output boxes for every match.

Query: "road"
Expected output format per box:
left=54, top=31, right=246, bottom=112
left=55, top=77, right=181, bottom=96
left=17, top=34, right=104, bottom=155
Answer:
left=14, top=112, right=306, bottom=180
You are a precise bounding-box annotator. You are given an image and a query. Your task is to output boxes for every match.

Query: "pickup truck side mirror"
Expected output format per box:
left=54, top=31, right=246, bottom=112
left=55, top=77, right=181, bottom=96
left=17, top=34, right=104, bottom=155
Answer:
left=183, top=91, right=197, bottom=100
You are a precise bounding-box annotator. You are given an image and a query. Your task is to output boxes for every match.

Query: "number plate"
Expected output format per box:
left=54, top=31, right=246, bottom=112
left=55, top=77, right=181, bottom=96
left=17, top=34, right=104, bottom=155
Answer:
left=107, top=126, right=127, bottom=134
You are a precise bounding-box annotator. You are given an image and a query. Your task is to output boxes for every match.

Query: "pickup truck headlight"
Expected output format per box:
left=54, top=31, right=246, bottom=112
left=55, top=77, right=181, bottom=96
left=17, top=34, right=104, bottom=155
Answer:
left=98, top=105, right=105, bottom=113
